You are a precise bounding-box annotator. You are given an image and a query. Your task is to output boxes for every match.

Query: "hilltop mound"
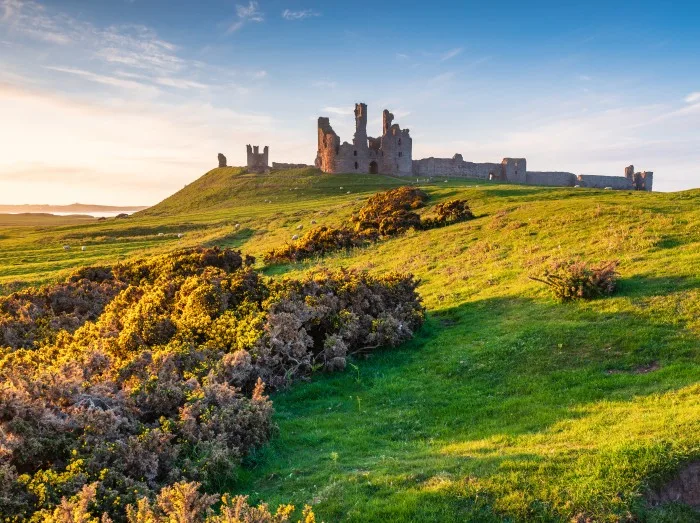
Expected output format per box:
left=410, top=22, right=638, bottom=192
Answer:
left=141, top=167, right=407, bottom=217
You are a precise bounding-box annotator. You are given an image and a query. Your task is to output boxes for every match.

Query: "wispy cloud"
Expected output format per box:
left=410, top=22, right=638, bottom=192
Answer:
left=1, top=0, right=18, bottom=20
left=1, top=0, right=77, bottom=44
left=312, top=80, right=337, bottom=89
left=396, top=53, right=409, bottom=61
left=282, top=9, right=320, bottom=21
left=95, top=26, right=183, bottom=74
left=2, top=2, right=185, bottom=75
left=429, top=71, right=455, bottom=84
left=685, top=92, right=700, bottom=104
left=322, top=106, right=352, bottom=116
left=1, top=2, right=268, bottom=95
left=154, top=76, right=209, bottom=90
left=229, top=1, right=264, bottom=33
left=440, top=47, right=463, bottom=62
left=46, top=66, right=153, bottom=91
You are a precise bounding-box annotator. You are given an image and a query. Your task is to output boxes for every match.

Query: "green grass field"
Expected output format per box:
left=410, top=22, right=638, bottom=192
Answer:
left=2, top=167, right=700, bottom=521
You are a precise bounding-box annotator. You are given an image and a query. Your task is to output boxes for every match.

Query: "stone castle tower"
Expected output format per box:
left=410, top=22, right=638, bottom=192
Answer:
left=246, top=145, right=269, bottom=173
left=625, top=165, right=654, bottom=191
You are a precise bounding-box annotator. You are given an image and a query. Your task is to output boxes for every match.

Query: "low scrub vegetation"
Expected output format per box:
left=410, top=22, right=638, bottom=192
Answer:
left=0, top=247, right=423, bottom=521
left=350, top=186, right=428, bottom=237
left=531, top=259, right=620, bottom=301
left=40, top=481, right=315, bottom=523
left=422, top=198, right=476, bottom=228
left=264, top=187, right=474, bottom=264
left=263, top=226, right=361, bottom=264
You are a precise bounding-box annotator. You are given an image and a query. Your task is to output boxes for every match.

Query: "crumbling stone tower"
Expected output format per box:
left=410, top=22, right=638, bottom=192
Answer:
left=501, top=158, right=527, bottom=183
left=379, top=109, right=413, bottom=175
left=625, top=164, right=654, bottom=191
left=246, top=145, right=269, bottom=173
left=315, top=103, right=412, bottom=175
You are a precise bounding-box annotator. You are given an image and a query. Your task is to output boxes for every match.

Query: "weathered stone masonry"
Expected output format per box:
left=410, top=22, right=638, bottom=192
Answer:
left=246, top=145, right=269, bottom=173
left=315, top=103, right=413, bottom=176
left=412, top=155, right=527, bottom=182
left=412, top=155, right=652, bottom=191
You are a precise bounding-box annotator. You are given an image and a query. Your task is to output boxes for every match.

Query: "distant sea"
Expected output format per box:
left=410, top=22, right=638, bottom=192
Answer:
left=3, top=210, right=140, bottom=218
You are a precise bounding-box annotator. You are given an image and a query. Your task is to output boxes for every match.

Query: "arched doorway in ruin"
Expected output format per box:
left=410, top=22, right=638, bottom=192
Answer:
left=369, top=161, right=378, bottom=174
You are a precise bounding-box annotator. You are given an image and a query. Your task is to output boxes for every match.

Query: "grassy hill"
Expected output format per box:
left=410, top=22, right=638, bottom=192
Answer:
left=2, top=168, right=700, bottom=520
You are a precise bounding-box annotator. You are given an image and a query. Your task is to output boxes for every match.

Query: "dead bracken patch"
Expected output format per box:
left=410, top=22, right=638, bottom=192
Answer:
left=647, top=461, right=700, bottom=508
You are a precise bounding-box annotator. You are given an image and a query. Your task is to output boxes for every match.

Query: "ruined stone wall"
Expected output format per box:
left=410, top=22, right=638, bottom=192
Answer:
left=412, top=156, right=650, bottom=192
left=412, top=155, right=501, bottom=179
left=412, top=155, right=526, bottom=182
left=246, top=145, right=269, bottom=173
left=525, top=171, right=577, bottom=187
left=218, top=153, right=227, bottom=168
left=577, top=174, right=634, bottom=190
left=272, top=162, right=311, bottom=170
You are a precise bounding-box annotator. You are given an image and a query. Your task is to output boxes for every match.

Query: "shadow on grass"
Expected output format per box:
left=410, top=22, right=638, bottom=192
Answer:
left=617, top=274, right=700, bottom=298
left=235, top=294, right=700, bottom=521
left=204, top=227, right=256, bottom=249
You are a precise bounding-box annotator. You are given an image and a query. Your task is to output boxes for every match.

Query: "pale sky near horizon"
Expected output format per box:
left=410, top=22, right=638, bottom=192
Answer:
left=1, top=0, right=699, bottom=205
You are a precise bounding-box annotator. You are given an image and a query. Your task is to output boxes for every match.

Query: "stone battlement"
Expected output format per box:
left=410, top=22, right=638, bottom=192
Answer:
left=246, top=145, right=269, bottom=173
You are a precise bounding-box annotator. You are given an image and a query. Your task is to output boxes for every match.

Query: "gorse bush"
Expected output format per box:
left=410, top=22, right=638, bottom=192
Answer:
left=530, top=260, right=620, bottom=301
left=264, top=187, right=475, bottom=263
left=35, top=481, right=315, bottom=522
left=0, top=275, right=127, bottom=349
left=350, top=186, right=428, bottom=237
left=424, top=199, right=475, bottom=228
left=0, top=247, right=423, bottom=521
left=0, top=249, right=254, bottom=351
left=264, top=226, right=361, bottom=264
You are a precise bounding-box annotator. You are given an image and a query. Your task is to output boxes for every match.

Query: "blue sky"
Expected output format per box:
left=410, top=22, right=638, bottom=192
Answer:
left=1, top=0, right=699, bottom=204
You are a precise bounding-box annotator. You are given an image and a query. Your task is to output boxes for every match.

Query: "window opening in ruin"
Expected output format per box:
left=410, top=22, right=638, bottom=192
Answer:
left=369, top=161, right=378, bottom=174
left=398, top=139, right=402, bottom=146
left=399, top=152, right=403, bottom=157
left=354, top=150, right=357, bottom=156
left=354, top=162, right=358, bottom=170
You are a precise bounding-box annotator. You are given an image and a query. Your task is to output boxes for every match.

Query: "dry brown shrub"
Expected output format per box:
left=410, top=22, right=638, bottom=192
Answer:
left=530, top=260, right=619, bottom=301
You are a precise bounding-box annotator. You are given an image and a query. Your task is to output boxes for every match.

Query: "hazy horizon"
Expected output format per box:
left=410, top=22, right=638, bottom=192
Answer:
left=1, top=0, right=699, bottom=205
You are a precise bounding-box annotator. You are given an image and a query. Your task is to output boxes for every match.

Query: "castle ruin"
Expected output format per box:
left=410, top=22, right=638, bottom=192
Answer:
left=315, top=103, right=413, bottom=176
left=246, top=145, right=269, bottom=173
left=219, top=102, right=654, bottom=191
left=314, top=102, right=653, bottom=191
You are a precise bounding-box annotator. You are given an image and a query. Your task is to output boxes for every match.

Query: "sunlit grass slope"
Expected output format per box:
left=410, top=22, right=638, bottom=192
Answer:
left=2, top=167, right=700, bottom=521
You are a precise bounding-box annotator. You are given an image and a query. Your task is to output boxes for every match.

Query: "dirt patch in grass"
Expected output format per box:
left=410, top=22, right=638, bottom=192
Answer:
left=648, top=461, right=700, bottom=508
